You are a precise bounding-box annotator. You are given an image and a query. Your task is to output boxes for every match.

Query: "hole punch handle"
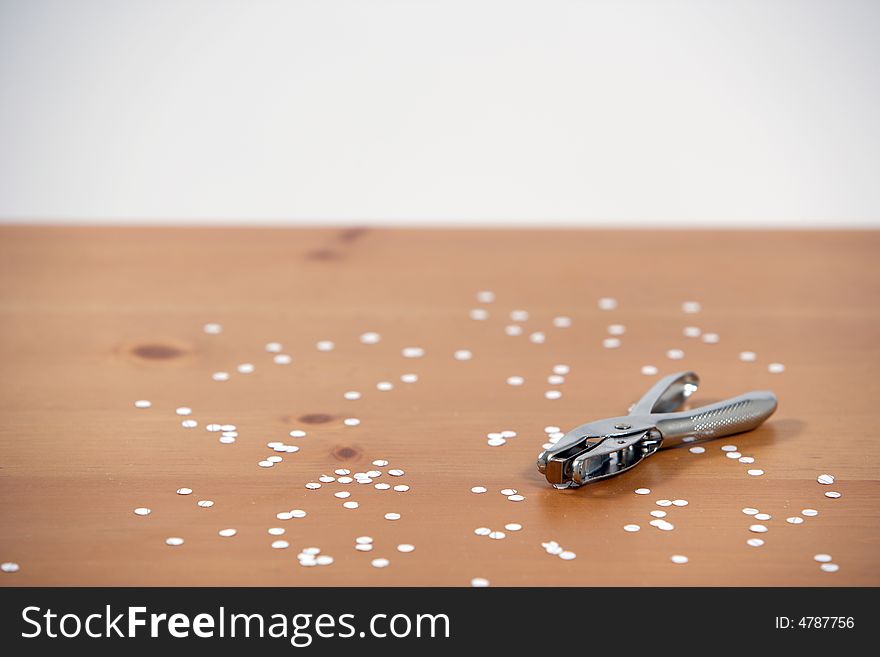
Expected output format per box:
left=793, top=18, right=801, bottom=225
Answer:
left=629, top=371, right=700, bottom=416
left=654, top=391, right=778, bottom=447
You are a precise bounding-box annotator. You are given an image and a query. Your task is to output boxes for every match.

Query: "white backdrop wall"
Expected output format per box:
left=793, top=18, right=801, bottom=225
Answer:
left=1, top=0, right=878, bottom=226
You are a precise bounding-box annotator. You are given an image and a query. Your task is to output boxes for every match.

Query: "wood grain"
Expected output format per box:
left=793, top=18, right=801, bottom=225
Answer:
left=0, top=227, right=877, bottom=586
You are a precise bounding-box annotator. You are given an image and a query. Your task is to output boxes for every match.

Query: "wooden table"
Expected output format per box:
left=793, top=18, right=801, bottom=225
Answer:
left=0, top=227, right=877, bottom=586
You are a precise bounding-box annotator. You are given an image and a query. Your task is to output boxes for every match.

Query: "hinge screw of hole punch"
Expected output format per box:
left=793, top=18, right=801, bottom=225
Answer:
left=615, top=423, right=631, bottom=430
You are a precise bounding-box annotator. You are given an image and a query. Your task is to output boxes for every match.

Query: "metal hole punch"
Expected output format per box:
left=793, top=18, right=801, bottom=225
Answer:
left=537, top=371, right=777, bottom=488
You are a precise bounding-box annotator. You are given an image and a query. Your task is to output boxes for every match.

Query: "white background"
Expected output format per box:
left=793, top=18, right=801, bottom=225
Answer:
left=1, top=0, right=878, bottom=226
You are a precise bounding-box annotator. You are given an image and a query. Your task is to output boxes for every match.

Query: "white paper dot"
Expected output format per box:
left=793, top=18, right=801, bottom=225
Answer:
left=559, top=551, right=577, bottom=560
left=402, top=347, right=425, bottom=358
left=474, top=527, right=491, bottom=536
left=656, top=499, right=672, bottom=507
left=786, top=516, right=804, bottom=525
left=739, top=351, right=757, bottom=362
left=747, top=469, right=764, bottom=476
left=689, top=446, right=705, bottom=454
left=504, top=325, right=523, bottom=336
left=817, top=474, right=835, bottom=485
left=682, top=301, right=701, bottom=313
left=802, top=508, right=819, bottom=517
left=672, top=499, right=688, bottom=507
left=506, top=375, right=525, bottom=386
left=489, top=531, right=506, bottom=540
left=176, top=488, right=192, bottom=495
left=820, top=563, right=839, bottom=573
left=623, top=524, right=641, bottom=532
left=813, top=554, right=832, bottom=563
left=683, top=326, right=701, bottom=338
left=265, top=342, right=282, bottom=352
left=670, top=555, right=689, bottom=564
left=134, top=400, right=151, bottom=409
left=768, top=362, right=785, bottom=374
left=454, top=349, right=473, bottom=361
left=754, top=513, right=771, bottom=521
left=749, top=524, right=768, bottom=533
left=471, top=577, right=490, bottom=587
left=747, top=538, right=764, bottom=547
left=504, top=523, right=522, bottom=531
left=212, top=371, right=230, bottom=381
left=316, top=340, right=334, bottom=351
left=203, top=323, right=222, bottom=334
left=360, top=331, right=381, bottom=344
left=508, top=494, right=525, bottom=502
left=553, top=316, right=572, bottom=328
left=397, top=544, right=415, bottom=553
left=825, top=491, right=842, bottom=499
left=742, top=507, right=759, bottom=515
left=400, top=373, right=418, bottom=383
left=510, top=309, right=529, bottom=321
left=218, top=528, right=237, bottom=537
left=271, top=540, right=289, bottom=549
left=544, top=390, right=562, bottom=400
left=371, top=558, right=390, bottom=568
left=650, top=510, right=667, bottom=518
left=384, top=513, right=401, bottom=521
left=666, top=349, right=684, bottom=360
left=529, top=332, right=546, bottom=344
left=237, top=362, right=255, bottom=374
left=197, top=500, right=214, bottom=508
left=602, top=337, right=621, bottom=349
left=641, top=365, right=658, bottom=376
left=165, top=537, right=184, bottom=546
left=701, top=332, right=720, bottom=344
left=133, top=507, right=151, bottom=516
left=344, top=418, right=360, bottom=426
left=634, top=488, right=651, bottom=495
left=1, top=562, right=21, bottom=573
left=598, top=297, right=617, bottom=310
left=273, top=354, right=292, bottom=365
left=343, top=501, right=359, bottom=509
left=476, top=290, right=495, bottom=303
left=469, top=308, right=489, bottom=320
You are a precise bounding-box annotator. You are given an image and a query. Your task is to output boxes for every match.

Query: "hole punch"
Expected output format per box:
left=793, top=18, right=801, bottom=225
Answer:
left=537, top=371, right=777, bottom=487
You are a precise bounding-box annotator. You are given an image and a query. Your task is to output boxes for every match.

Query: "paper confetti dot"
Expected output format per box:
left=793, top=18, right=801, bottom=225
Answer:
left=134, top=400, right=151, bottom=409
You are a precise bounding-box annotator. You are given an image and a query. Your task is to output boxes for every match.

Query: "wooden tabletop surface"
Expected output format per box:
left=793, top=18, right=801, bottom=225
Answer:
left=0, top=226, right=877, bottom=587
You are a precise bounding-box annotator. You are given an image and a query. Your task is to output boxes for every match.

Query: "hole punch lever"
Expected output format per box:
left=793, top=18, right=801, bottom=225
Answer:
left=537, top=371, right=777, bottom=488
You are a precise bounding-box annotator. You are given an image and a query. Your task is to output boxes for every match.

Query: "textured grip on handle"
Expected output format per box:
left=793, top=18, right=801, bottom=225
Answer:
left=655, top=391, right=777, bottom=447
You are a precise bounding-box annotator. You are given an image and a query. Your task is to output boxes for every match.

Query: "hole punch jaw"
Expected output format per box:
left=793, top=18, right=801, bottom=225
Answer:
left=537, top=418, right=658, bottom=487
